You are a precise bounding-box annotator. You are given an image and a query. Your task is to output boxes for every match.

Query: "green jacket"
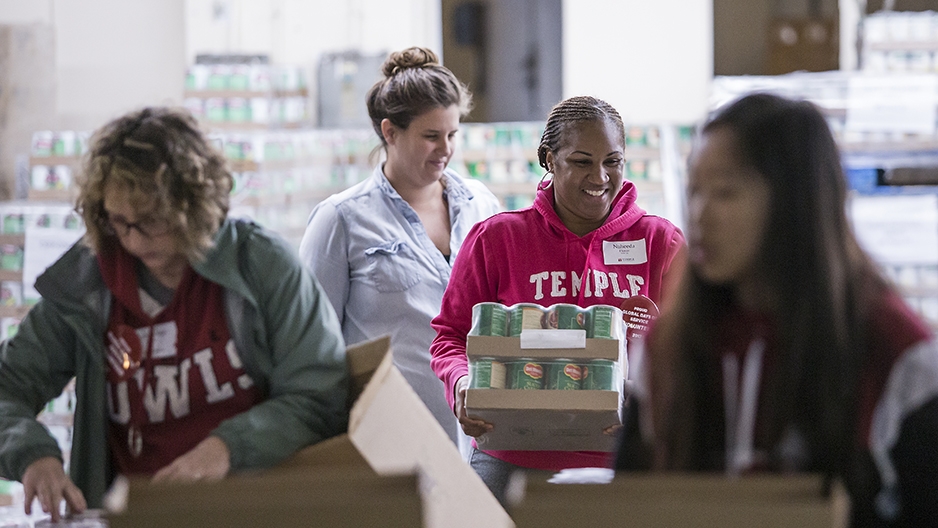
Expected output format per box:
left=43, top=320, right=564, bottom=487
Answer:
left=0, top=218, right=349, bottom=507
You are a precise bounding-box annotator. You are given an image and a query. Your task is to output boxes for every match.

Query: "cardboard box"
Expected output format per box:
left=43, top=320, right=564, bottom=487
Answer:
left=467, top=335, right=621, bottom=362
left=336, top=336, right=513, bottom=528
left=466, top=335, right=624, bottom=451
left=511, top=473, right=849, bottom=528
left=111, top=336, right=514, bottom=528
left=111, top=468, right=422, bottom=528
left=767, top=17, right=839, bottom=75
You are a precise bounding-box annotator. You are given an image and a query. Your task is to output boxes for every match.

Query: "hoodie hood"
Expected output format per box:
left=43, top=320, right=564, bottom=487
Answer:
left=532, top=179, right=646, bottom=241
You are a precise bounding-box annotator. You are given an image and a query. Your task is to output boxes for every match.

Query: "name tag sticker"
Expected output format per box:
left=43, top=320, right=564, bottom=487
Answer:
left=137, top=322, right=179, bottom=359
left=603, top=239, right=647, bottom=265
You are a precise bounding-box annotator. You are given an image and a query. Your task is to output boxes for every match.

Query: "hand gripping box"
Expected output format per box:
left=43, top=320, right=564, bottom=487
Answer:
left=466, top=330, right=626, bottom=452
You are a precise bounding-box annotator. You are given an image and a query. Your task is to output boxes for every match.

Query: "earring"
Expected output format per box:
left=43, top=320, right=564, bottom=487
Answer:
left=538, top=169, right=553, bottom=191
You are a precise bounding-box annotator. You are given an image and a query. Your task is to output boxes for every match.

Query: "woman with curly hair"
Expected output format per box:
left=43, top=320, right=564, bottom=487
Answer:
left=0, top=107, right=349, bottom=521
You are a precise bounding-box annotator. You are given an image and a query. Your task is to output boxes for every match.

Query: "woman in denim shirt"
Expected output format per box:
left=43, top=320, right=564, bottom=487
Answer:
left=299, top=47, right=499, bottom=452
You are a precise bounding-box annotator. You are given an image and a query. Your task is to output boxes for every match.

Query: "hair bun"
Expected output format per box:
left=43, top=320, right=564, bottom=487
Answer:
left=382, top=46, right=439, bottom=77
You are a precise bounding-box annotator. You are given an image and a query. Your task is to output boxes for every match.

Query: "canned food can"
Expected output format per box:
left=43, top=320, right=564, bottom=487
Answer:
left=31, top=165, right=51, bottom=191
left=205, top=97, right=227, bottom=122
left=508, top=303, right=545, bottom=336
left=227, top=97, right=249, bottom=122
left=31, top=130, right=53, bottom=157
left=545, top=361, right=582, bottom=390
left=541, top=303, right=588, bottom=330
left=588, top=305, right=620, bottom=339
left=0, top=245, right=23, bottom=271
left=506, top=360, right=544, bottom=390
left=0, top=281, right=22, bottom=307
left=52, top=165, right=72, bottom=190
left=469, top=358, right=506, bottom=389
left=581, top=359, right=617, bottom=390
left=469, top=302, right=509, bottom=336
left=2, top=213, right=24, bottom=234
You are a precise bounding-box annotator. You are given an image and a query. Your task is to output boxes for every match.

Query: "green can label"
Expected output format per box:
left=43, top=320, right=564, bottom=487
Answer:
left=470, top=302, right=509, bottom=336
left=581, top=360, right=616, bottom=390
left=508, top=303, right=545, bottom=336
left=507, top=360, right=544, bottom=390
left=545, top=361, right=582, bottom=390
left=588, top=305, right=619, bottom=339
left=541, top=304, right=587, bottom=330
left=469, top=358, right=506, bottom=389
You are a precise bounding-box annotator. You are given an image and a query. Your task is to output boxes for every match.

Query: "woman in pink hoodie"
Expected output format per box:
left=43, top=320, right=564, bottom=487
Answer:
left=430, top=95, right=686, bottom=505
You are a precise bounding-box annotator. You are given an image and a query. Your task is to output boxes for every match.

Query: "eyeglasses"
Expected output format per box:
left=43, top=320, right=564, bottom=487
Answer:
left=104, top=212, right=172, bottom=239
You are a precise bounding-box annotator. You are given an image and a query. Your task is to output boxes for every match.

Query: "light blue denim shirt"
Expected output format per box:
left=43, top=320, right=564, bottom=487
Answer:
left=299, top=165, right=500, bottom=445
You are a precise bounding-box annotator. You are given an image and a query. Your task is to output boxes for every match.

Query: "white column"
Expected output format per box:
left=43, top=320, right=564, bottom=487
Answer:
left=561, top=0, right=713, bottom=124
left=839, top=0, right=863, bottom=71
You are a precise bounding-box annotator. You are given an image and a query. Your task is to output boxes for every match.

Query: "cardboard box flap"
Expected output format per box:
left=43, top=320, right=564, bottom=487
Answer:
left=346, top=335, right=514, bottom=528
left=345, top=335, right=392, bottom=409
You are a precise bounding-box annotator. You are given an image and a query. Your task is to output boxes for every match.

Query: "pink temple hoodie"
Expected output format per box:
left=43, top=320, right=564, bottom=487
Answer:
left=430, top=180, right=686, bottom=470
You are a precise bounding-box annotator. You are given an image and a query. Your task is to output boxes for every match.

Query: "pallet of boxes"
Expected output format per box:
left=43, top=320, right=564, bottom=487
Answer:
left=466, top=302, right=626, bottom=452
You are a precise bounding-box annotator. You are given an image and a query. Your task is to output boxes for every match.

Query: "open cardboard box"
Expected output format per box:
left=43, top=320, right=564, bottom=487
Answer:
left=110, top=467, right=422, bottom=528
left=511, top=473, right=849, bottom=528
left=112, top=336, right=513, bottom=528
left=466, top=335, right=624, bottom=451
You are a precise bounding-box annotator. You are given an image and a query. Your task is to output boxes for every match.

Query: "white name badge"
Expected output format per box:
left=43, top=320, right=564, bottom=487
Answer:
left=603, top=239, right=647, bottom=265
left=137, top=321, right=179, bottom=359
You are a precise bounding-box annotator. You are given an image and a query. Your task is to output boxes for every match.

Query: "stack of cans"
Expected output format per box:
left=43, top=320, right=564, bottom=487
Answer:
left=468, top=358, right=617, bottom=391
left=468, top=302, right=622, bottom=391
left=469, top=302, right=623, bottom=339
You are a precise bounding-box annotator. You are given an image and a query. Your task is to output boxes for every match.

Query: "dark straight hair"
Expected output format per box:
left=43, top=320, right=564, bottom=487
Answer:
left=648, top=93, right=886, bottom=483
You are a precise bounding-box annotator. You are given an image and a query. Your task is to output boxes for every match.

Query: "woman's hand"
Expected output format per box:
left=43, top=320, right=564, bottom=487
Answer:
left=22, top=456, right=86, bottom=522
left=603, top=424, right=624, bottom=436
left=454, top=375, right=494, bottom=437
left=152, top=436, right=230, bottom=483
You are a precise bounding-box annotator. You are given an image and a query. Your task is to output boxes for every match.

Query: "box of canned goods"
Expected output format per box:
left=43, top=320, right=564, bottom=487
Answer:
left=466, top=385, right=622, bottom=451
left=466, top=327, right=623, bottom=363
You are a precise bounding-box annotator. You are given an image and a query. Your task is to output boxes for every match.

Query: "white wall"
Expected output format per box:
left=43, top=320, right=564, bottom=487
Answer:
left=486, top=0, right=563, bottom=121
left=1, top=0, right=713, bottom=128
left=55, top=0, right=186, bottom=129
left=0, top=1, right=51, bottom=23
left=185, top=0, right=443, bottom=123
left=0, top=0, right=186, bottom=130
left=562, top=0, right=712, bottom=125
left=186, top=0, right=441, bottom=63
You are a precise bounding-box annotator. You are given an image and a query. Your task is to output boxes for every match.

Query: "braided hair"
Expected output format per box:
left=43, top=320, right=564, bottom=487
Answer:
left=537, top=96, right=626, bottom=171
